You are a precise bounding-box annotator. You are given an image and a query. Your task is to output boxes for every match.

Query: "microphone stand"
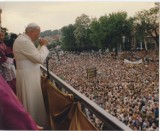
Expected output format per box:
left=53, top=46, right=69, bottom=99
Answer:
left=46, top=56, right=53, bottom=80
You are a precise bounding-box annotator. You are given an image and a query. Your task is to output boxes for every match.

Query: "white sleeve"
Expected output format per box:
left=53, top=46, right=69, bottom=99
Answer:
left=38, top=45, right=49, bottom=62
left=21, top=41, right=49, bottom=64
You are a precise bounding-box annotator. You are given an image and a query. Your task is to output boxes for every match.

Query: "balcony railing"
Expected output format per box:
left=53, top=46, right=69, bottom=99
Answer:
left=40, top=65, right=132, bottom=131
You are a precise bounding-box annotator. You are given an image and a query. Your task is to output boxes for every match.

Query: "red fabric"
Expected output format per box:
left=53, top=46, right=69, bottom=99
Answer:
left=0, top=75, right=37, bottom=130
left=0, top=42, right=7, bottom=63
left=0, top=42, right=16, bottom=94
left=7, top=78, right=16, bottom=94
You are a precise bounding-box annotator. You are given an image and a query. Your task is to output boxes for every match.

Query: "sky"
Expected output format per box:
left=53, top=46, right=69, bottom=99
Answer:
left=0, top=1, right=156, bottom=34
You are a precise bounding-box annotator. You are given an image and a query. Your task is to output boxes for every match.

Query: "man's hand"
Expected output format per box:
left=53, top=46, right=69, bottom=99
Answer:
left=39, top=38, right=48, bottom=46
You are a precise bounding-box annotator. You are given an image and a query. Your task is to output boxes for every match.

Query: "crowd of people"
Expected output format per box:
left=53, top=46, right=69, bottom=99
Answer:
left=0, top=30, right=16, bottom=94
left=0, top=23, right=159, bottom=130
left=49, top=50, right=159, bottom=130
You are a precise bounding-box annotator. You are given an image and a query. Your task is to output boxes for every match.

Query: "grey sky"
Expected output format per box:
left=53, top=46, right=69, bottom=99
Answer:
left=0, top=1, right=155, bottom=34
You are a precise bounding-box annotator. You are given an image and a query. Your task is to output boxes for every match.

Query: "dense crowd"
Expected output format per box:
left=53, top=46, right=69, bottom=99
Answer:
left=48, top=50, right=159, bottom=131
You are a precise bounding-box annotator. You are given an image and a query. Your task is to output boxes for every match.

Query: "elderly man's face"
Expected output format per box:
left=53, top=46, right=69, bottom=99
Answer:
left=32, top=29, right=40, bottom=42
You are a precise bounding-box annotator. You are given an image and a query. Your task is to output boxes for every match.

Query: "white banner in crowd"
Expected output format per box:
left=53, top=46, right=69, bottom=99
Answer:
left=124, top=59, right=143, bottom=64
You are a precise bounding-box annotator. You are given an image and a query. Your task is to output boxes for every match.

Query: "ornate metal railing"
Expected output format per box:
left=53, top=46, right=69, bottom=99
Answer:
left=40, top=65, right=132, bottom=131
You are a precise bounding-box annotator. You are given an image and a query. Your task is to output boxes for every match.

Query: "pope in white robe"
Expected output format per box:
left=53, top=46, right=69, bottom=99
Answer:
left=13, top=23, right=49, bottom=128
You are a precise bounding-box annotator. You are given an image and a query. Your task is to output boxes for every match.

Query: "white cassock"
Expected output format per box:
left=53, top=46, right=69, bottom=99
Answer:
left=13, top=33, right=49, bottom=128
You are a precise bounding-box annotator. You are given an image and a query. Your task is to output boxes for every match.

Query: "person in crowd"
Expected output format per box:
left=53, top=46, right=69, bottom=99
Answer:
left=48, top=50, right=158, bottom=130
left=5, top=33, right=18, bottom=68
left=0, top=29, right=16, bottom=94
left=13, top=23, right=49, bottom=129
left=5, top=33, right=18, bottom=57
left=6, top=33, right=18, bottom=49
left=0, top=74, right=38, bottom=130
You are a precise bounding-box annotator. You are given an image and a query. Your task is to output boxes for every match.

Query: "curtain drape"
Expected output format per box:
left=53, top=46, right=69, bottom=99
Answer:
left=41, top=76, right=97, bottom=130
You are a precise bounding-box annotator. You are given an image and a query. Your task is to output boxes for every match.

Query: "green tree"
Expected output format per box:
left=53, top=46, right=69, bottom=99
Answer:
left=134, top=3, right=159, bottom=48
left=97, top=15, right=110, bottom=50
left=61, top=24, right=76, bottom=51
left=107, top=12, right=128, bottom=55
left=74, top=14, right=92, bottom=50
left=90, top=12, right=131, bottom=53
left=122, top=17, right=135, bottom=50
left=90, top=18, right=101, bottom=49
left=40, top=29, right=60, bottom=37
